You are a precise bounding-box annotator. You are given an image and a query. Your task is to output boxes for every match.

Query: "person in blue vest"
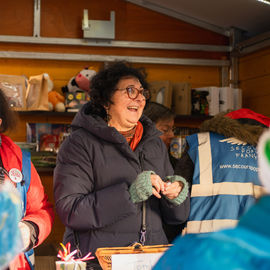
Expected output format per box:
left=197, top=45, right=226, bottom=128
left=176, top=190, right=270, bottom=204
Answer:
left=0, top=89, right=54, bottom=269
left=175, top=108, right=270, bottom=234
left=153, top=128, right=270, bottom=270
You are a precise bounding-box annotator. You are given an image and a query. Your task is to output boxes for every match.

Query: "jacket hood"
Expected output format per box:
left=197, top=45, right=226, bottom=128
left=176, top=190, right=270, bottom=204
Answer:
left=199, top=112, right=267, bottom=146
left=71, top=102, right=161, bottom=144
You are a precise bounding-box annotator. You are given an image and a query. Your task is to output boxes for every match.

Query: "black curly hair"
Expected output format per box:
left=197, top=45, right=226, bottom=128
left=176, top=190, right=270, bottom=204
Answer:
left=88, top=61, right=149, bottom=119
left=0, top=89, right=17, bottom=133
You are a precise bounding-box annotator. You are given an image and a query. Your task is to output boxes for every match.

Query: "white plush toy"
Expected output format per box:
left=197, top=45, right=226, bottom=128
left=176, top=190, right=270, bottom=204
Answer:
left=61, top=67, right=96, bottom=94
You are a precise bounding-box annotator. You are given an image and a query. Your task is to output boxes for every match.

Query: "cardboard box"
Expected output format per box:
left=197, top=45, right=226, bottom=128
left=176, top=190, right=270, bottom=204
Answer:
left=172, top=82, right=191, bottom=115
left=219, top=87, right=234, bottom=112
left=148, top=81, right=172, bottom=108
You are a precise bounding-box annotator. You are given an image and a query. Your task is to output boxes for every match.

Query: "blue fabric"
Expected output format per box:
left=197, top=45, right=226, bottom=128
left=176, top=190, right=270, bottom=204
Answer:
left=17, top=149, right=34, bottom=270
left=209, top=133, right=259, bottom=184
left=187, top=133, right=259, bottom=185
left=185, top=132, right=261, bottom=231
left=0, top=186, right=22, bottom=269
left=16, top=150, right=31, bottom=217
left=21, top=150, right=31, bottom=191
left=153, top=196, right=270, bottom=270
left=189, top=194, right=255, bottom=221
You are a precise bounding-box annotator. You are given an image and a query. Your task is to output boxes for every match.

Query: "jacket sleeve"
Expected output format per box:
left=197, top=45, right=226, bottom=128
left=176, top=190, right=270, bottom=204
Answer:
left=22, top=163, right=54, bottom=246
left=155, top=139, right=190, bottom=225
left=53, top=135, right=137, bottom=231
left=160, top=192, right=190, bottom=225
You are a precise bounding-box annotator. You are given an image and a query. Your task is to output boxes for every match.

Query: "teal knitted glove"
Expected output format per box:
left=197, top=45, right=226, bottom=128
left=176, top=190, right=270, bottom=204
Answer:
left=129, top=171, right=154, bottom=203
left=164, top=175, right=189, bottom=206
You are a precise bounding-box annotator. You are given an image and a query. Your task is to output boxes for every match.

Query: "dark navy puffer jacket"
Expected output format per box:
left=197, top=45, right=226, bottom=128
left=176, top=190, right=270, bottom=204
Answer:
left=53, top=102, right=190, bottom=257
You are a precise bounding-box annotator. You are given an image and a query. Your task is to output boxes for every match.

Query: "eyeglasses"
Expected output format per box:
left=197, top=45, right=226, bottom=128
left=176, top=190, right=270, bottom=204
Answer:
left=116, top=86, right=150, bottom=100
left=159, top=126, right=177, bottom=135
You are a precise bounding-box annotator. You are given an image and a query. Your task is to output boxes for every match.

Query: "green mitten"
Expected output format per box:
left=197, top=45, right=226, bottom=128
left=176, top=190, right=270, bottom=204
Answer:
left=164, top=175, right=189, bottom=205
left=129, top=171, right=154, bottom=203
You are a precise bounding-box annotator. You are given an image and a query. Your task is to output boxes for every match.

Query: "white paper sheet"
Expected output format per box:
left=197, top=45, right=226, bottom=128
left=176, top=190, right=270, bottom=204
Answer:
left=111, top=252, right=163, bottom=270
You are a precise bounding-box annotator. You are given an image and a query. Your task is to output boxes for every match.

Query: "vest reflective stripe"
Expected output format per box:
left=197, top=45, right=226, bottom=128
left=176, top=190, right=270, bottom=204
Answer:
left=183, top=219, right=238, bottom=234
left=191, top=182, right=266, bottom=197
left=198, top=132, right=213, bottom=185
left=254, top=185, right=266, bottom=198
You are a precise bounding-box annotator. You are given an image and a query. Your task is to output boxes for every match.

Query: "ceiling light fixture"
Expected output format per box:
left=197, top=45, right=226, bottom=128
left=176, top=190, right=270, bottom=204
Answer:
left=256, top=0, right=270, bottom=6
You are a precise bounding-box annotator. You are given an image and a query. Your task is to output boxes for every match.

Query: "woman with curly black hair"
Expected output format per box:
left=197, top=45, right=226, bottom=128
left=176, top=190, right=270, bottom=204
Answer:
left=54, top=61, right=190, bottom=269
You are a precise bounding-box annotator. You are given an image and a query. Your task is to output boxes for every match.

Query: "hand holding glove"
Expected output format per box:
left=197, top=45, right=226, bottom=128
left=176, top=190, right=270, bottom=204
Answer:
left=129, top=172, right=188, bottom=205
left=162, top=175, right=189, bottom=205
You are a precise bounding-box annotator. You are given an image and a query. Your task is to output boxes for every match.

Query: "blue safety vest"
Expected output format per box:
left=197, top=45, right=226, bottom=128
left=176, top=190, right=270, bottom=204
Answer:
left=16, top=149, right=34, bottom=270
left=183, top=132, right=265, bottom=234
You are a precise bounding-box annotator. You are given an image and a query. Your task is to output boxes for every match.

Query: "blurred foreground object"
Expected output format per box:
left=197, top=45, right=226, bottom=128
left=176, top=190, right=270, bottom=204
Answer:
left=0, top=182, right=23, bottom=270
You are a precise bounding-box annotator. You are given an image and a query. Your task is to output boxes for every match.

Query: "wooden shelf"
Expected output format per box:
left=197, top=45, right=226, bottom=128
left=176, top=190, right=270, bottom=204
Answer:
left=16, top=110, right=76, bottom=125
left=17, top=111, right=76, bottom=117
left=175, top=114, right=211, bottom=128
left=17, top=110, right=211, bottom=129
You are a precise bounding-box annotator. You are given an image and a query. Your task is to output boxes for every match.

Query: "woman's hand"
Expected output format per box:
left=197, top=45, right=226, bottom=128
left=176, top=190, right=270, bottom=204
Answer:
left=162, top=181, right=183, bottom=200
left=150, top=174, right=166, bottom=199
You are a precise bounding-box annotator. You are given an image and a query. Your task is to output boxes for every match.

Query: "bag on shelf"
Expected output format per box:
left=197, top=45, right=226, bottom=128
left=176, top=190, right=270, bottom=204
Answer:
left=26, top=73, right=53, bottom=111
left=0, top=74, right=27, bottom=111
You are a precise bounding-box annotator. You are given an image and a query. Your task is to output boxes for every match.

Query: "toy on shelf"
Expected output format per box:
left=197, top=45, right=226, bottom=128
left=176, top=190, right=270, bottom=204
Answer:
left=48, top=90, right=65, bottom=112
left=61, top=67, right=96, bottom=112
left=62, top=67, right=96, bottom=94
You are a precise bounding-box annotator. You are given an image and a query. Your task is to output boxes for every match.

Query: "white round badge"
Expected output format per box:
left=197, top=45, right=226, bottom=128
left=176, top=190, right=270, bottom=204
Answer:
left=9, top=168, right=23, bottom=183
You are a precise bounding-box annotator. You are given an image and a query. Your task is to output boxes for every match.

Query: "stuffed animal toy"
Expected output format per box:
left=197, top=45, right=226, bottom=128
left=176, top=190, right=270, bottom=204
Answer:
left=62, top=67, right=96, bottom=94
left=48, top=90, right=65, bottom=112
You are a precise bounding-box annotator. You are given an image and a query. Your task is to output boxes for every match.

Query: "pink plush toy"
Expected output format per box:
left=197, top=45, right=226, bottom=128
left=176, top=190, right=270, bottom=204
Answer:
left=62, top=67, right=96, bottom=94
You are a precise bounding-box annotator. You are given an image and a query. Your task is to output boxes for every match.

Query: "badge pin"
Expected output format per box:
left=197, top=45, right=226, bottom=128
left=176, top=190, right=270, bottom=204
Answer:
left=9, top=168, right=23, bottom=183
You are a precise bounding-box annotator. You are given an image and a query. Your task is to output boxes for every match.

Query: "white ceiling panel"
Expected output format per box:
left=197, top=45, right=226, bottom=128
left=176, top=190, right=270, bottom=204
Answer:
left=127, top=0, right=270, bottom=38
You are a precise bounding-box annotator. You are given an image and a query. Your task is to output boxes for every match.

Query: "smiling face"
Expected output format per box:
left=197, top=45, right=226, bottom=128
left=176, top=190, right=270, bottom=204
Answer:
left=107, top=76, right=146, bottom=132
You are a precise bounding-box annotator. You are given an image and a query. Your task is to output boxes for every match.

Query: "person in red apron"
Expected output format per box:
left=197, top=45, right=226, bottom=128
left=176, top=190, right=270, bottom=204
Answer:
left=0, top=89, right=54, bottom=270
